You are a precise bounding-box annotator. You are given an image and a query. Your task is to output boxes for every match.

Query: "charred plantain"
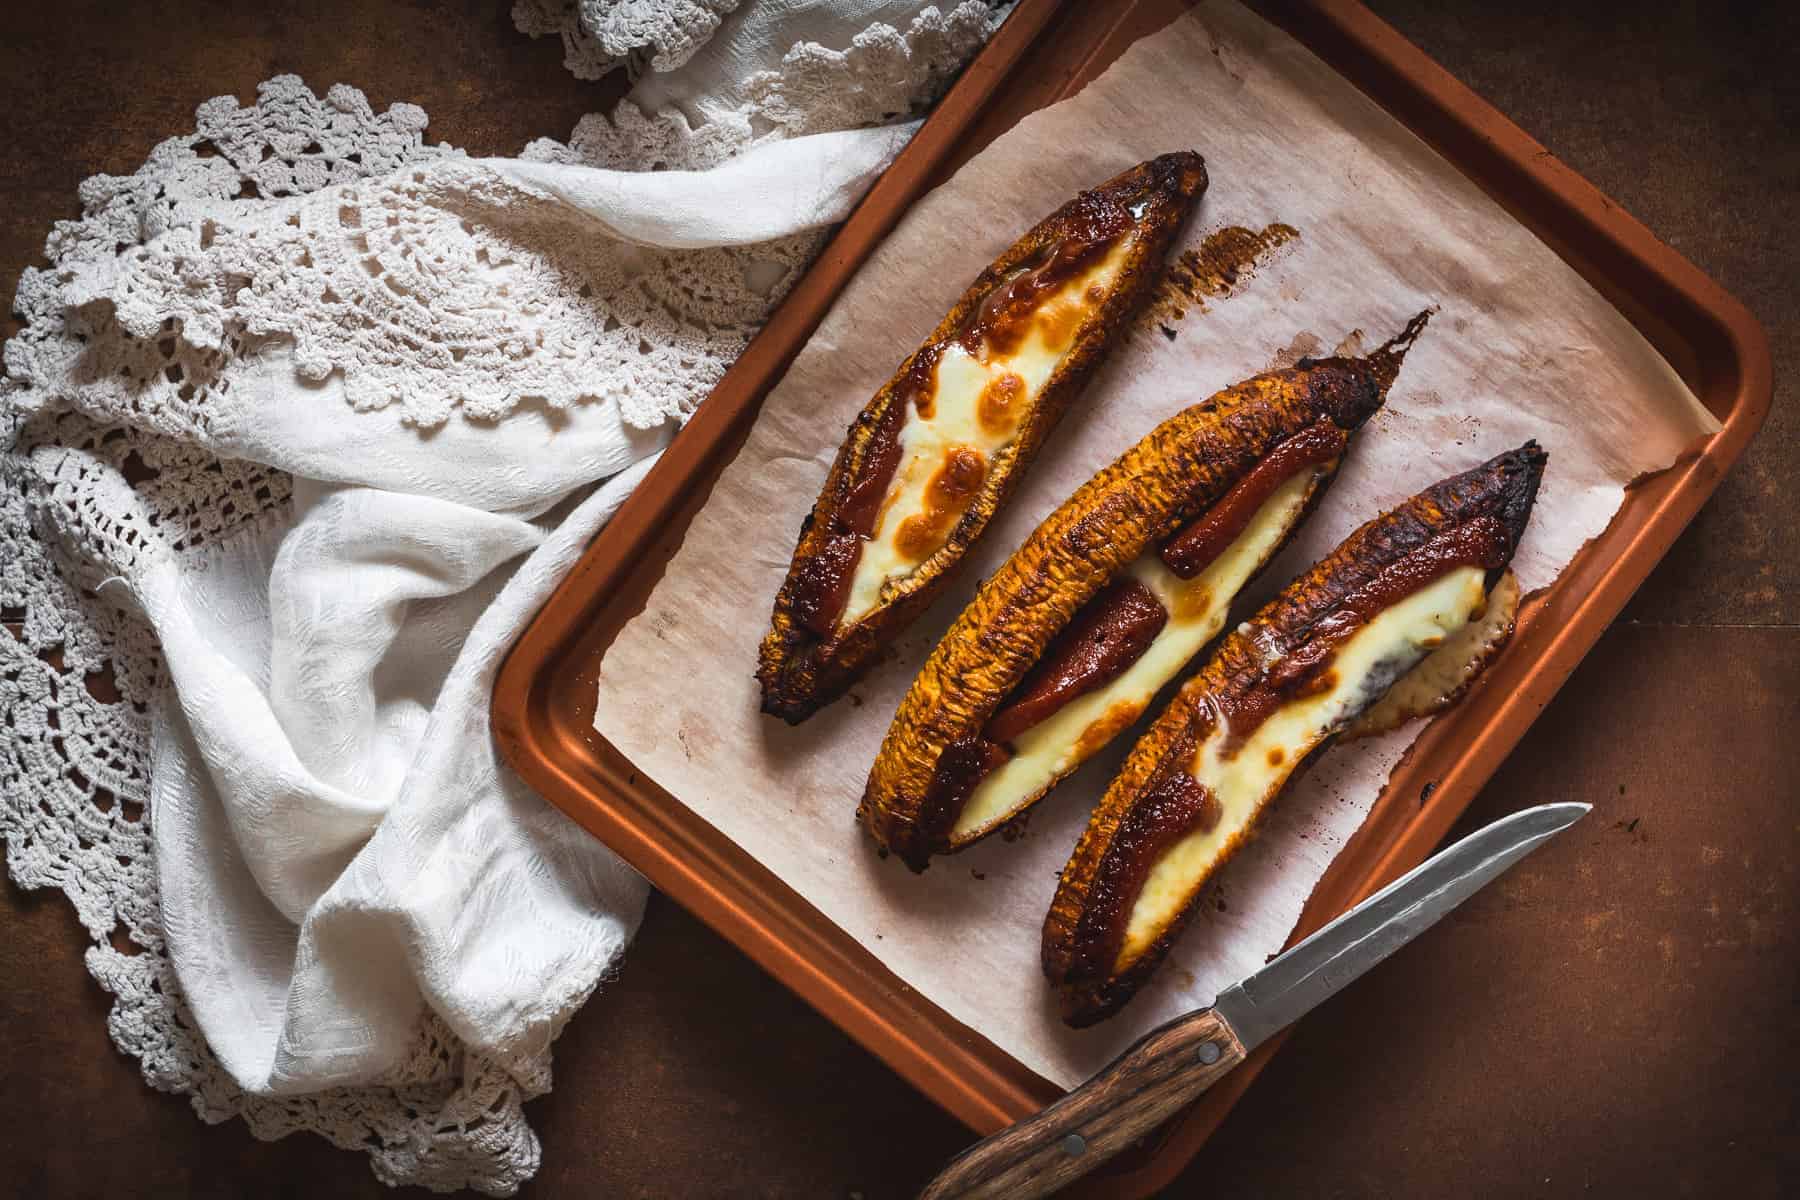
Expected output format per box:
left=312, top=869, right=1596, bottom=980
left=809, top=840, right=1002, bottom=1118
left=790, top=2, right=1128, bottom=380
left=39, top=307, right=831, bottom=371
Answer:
left=859, top=315, right=1432, bottom=872
left=1042, top=443, right=1547, bottom=1026
left=758, top=153, right=1209, bottom=724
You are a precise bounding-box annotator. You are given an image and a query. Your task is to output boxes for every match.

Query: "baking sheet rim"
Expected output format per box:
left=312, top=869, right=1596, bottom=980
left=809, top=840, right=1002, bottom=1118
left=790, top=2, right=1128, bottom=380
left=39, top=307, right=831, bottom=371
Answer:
left=491, top=2, right=1772, bottom=1195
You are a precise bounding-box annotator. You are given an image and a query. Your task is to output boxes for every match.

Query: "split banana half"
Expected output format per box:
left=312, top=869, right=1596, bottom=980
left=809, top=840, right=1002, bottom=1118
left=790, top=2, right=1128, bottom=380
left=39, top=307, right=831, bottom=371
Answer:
left=1042, top=443, right=1546, bottom=1025
left=758, top=153, right=1209, bottom=724
left=859, top=315, right=1432, bottom=871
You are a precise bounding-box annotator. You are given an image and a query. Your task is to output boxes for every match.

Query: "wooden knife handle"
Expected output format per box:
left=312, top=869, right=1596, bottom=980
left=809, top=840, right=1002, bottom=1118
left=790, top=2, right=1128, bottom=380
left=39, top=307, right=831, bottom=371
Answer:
left=917, top=1008, right=1246, bottom=1200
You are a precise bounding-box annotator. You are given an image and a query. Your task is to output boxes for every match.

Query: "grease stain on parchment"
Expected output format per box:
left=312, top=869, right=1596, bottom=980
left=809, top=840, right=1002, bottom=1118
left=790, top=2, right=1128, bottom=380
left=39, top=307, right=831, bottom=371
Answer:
left=1267, top=330, right=1324, bottom=370
left=1267, top=326, right=1371, bottom=372
left=1148, top=222, right=1300, bottom=336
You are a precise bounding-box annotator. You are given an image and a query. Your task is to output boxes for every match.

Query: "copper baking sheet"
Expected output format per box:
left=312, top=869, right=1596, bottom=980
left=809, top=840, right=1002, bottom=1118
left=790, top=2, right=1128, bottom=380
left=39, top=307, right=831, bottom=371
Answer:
left=491, top=1, right=1772, bottom=1195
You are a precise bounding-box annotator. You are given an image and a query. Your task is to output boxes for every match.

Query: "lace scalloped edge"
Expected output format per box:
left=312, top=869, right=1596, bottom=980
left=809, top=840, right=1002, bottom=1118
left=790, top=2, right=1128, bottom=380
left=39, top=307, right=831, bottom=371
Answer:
left=1, top=75, right=596, bottom=1198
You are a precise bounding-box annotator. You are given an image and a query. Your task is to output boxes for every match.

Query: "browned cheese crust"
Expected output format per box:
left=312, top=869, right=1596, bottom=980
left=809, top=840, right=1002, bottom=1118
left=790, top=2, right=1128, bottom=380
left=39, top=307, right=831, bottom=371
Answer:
left=757, top=153, right=1209, bottom=724
left=858, top=317, right=1434, bottom=872
left=1042, top=443, right=1548, bottom=1025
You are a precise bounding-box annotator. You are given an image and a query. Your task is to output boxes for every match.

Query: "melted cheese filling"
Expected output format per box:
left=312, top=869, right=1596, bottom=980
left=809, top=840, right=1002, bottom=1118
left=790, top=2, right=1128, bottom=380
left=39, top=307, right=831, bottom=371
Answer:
left=837, top=240, right=1135, bottom=628
left=1347, top=569, right=1519, bottom=739
left=949, top=468, right=1320, bottom=841
left=1119, top=566, right=1490, bottom=967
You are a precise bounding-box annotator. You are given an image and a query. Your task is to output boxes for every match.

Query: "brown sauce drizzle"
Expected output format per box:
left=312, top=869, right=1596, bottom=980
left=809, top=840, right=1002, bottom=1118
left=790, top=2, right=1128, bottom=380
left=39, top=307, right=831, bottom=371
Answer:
left=839, top=395, right=912, bottom=537
left=919, top=574, right=1171, bottom=839
left=921, top=735, right=1012, bottom=842
left=1071, top=763, right=1220, bottom=981
left=959, top=195, right=1132, bottom=361
left=985, top=578, right=1169, bottom=745
left=791, top=387, right=915, bottom=637
left=893, top=446, right=988, bottom=563
left=790, top=533, right=862, bottom=638
left=903, top=342, right=946, bottom=421
left=1160, top=420, right=1346, bottom=579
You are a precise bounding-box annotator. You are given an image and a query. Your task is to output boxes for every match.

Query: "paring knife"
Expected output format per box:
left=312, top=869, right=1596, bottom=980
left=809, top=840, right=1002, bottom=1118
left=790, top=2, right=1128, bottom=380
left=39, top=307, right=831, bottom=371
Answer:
left=918, top=802, right=1590, bottom=1200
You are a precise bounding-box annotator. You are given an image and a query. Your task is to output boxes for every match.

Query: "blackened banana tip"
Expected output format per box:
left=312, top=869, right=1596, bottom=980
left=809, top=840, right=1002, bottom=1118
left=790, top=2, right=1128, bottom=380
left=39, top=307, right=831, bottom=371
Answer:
left=1365, top=307, right=1434, bottom=391
left=1310, top=309, right=1435, bottom=432
left=1319, top=308, right=1433, bottom=432
left=1384, top=307, right=1435, bottom=354
left=1147, top=150, right=1208, bottom=198
left=1492, top=439, right=1548, bottom=549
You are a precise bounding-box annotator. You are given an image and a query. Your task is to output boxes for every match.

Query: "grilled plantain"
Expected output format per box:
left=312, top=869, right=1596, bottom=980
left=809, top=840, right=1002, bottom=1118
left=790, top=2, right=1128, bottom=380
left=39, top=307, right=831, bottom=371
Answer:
left=1040, top=443, right=1546, bottom=1025
left=758, top=153, right=1209, bottom=724
left=859, top=315, right=1432, bottom=872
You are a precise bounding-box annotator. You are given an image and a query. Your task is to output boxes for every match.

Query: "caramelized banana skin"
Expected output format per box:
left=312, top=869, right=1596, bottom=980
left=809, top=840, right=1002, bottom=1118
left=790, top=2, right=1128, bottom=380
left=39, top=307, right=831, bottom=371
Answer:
left=1042, top=443, right=1547, bottom=1026
left=859, top=316, right=1433, bottom=872
left=757, top=153, right=1208, bottom=725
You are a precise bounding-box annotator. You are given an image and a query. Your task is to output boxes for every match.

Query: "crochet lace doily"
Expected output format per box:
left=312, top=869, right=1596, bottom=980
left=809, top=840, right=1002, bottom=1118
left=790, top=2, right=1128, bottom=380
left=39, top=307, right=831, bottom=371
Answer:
left=1, top=6, right=1006, bottom=1195
left=523, top=1, right=1008, bottom=170
left=513, top=0, right=743, bottom=80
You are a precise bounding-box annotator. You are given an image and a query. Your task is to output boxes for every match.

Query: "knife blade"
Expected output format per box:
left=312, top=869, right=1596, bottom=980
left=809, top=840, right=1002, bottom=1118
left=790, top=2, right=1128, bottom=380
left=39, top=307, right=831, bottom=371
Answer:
left=918, top=802, right=1590, bottom=1200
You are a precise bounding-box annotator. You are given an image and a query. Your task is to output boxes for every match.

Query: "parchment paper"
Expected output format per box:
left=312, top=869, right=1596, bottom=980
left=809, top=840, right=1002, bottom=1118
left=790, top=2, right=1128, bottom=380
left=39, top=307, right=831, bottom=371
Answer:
left=593, top=1, right=1717, bottom=1088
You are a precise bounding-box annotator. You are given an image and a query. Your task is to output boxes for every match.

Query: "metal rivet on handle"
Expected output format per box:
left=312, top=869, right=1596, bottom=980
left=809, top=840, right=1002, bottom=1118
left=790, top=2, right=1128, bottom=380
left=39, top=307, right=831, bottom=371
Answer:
left=1059, top=1133, right=1087, bottom=1157
left=1197, top=1040, right=1222, bottom=1065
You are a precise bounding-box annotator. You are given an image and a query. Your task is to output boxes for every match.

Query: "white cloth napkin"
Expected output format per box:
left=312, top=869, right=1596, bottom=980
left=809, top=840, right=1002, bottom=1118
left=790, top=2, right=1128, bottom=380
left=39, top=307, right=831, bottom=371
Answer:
left=491, top=125, right=913, bottom=248
left=140, top=128, right=912, bottom=1095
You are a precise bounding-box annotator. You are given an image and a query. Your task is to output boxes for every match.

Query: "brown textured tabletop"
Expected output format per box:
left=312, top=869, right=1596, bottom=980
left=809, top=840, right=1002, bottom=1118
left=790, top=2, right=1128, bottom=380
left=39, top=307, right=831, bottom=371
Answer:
left=2, top=2, right=1795, bottom=1197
